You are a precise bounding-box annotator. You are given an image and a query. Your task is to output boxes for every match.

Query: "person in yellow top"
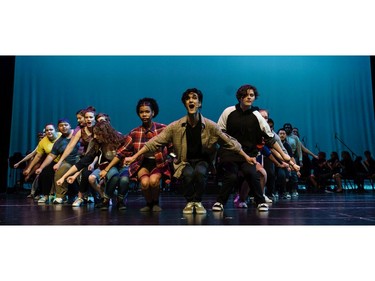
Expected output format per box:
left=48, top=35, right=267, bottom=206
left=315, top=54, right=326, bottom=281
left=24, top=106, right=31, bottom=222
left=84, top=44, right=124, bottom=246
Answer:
left=23, top=123, right=61, bottom=198
left=35, top=119, right=80, bottom=204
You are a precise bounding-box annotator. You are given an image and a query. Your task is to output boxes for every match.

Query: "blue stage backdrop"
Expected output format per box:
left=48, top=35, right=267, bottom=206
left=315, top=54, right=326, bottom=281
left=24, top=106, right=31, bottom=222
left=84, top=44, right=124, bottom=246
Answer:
left=10, top=56, right=375, bottom=173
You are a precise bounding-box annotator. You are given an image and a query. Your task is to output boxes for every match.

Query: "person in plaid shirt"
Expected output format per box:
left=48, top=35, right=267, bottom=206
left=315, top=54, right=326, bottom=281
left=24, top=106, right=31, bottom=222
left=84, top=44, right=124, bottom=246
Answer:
left=100, top=97, right=172, bottom=212
left=123, top=88, right=257, bottom=215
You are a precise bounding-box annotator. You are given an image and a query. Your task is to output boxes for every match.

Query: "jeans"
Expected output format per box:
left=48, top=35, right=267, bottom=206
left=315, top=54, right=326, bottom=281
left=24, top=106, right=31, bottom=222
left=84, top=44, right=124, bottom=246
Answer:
left=104, top=165, right=129, bottom=199
left=181, top=160, right=209, bottom=202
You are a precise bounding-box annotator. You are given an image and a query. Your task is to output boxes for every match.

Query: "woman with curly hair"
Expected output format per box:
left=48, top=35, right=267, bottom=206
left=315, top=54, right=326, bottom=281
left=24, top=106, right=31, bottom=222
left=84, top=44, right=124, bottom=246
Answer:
left=56, top=120, right=123, bottom=208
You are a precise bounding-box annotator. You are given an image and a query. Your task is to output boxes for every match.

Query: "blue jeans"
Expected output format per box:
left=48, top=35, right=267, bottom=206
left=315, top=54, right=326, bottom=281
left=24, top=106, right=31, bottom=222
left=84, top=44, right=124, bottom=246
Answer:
left=104, top=165, right=129, bottom=199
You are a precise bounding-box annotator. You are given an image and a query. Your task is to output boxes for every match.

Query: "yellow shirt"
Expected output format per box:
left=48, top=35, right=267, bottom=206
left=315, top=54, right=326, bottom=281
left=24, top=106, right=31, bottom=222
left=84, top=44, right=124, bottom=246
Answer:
left=36, top=132, right=62, bottom=156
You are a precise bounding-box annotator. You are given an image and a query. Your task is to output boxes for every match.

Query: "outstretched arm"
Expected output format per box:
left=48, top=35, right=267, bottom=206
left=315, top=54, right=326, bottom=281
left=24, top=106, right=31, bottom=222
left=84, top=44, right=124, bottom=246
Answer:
left=271, top=148, right=300, bottom=171
left=53, top=131, right=81, bottom=171
left=14, top=148, right=37, bottom=168
left=56, top=165, right=79, bottom=186
left=124, top=145, right=150, bottom=166
left=66, top=170, right=82, bottom=184
left=35, top=154, right=57, bottom=175
left=271, top=141, right=291, bottom=163
left=99, top=156, right=121, bottom=179
left=302, top=144, right=318, bottom=159
left=23, top=152, right=43, bottom=176
left=238, top=149, right=257, bottom=165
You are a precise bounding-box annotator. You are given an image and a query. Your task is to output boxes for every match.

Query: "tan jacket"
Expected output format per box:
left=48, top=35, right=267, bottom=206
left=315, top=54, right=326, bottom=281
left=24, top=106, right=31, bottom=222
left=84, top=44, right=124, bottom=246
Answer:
left=144, top=114, right=242, bottom=178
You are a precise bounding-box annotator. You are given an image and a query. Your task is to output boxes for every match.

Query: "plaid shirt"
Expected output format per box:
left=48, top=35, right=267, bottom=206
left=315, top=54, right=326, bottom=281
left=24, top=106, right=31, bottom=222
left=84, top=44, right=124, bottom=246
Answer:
left=116, top=122, right=172, bottom=178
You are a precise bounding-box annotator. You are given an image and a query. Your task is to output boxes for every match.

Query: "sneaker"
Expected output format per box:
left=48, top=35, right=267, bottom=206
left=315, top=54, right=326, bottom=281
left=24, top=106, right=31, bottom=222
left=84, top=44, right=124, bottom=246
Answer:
left=282, top=192, right=291, bottom=199
left=53, top=197, right=64, bottom=204
left=152, top=205, right=162, bottom=212
left=37, top=196, right=47, bottom=204
left=212, top=202, right=224, bottom=212
left=72, top=197, right=84, bottom=207
left=291, top=191, right=299, bottom=197
left=94, top=198, right=104, bottom=208
left=117, top=198, right=127, bottom=210
left=238, top=201, right=248, bottom=208
left=33, top=195, right=41, bottom=201
left=257, top=203, right=269, bottom=212
left=273, top=193, right=279, bottom=200
left=118, top=202, right=127, bottom=210
left=140, top=205, right=152, bottom=212
left=100, top=198, right=110, bottom=210
left=194, top=202, right=207, bottom=214
left=183, top=202, right=195, bottom=214
left=264, top=195, right=273, bottom=203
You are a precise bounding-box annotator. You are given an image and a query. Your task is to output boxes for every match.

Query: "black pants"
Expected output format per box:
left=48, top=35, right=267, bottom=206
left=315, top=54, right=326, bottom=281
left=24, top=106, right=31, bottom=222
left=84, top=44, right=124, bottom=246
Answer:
left=39, top=162, right=55, bottom=195
left=181, top=160, right=209, bottom=202
left=218, top=161, right=265, bottom=205
left=263, top=157, right=275, bottom=197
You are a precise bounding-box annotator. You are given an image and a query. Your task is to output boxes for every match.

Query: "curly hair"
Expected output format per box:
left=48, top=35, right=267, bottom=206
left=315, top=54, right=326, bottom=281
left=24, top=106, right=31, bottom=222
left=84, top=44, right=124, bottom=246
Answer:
left=136, top=97, right=159, bottom=118
left=93, top=121, right=123, bottom=148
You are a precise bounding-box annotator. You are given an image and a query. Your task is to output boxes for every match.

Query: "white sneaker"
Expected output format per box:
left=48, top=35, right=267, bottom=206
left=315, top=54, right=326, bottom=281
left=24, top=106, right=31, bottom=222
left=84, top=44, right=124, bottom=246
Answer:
left=183, top=202, right=195, bottom=214
left=53, top=197, right=64, bottom=204
left=257, top=203, right=269, bottom=212
left=194, top=202, right=207, bottom=214
left=72, top=197, right=84, bottom=207
left=264, top=195, right=273, bottom=203
left=37, top=196, right=47, bottom=204
left=212, top=202, right=224, bottom=212
left=282, top=192, right=291, bottom=199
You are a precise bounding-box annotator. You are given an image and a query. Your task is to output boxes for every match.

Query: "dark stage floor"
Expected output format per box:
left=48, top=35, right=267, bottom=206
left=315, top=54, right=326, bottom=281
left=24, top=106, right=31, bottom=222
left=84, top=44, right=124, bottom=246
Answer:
left=1, top=188, right=375, bottom=225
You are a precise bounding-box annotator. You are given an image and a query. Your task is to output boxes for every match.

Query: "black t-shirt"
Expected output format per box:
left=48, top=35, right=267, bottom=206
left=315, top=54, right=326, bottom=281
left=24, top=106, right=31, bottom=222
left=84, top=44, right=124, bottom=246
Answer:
left=186, top=120, right=209, bottom=161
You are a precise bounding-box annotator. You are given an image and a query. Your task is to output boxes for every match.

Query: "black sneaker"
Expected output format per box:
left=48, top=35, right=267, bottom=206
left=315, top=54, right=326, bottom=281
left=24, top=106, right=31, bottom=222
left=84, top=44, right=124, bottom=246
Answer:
left=94, top=197, right=104, bottom=208
left=117, top=200, right=127, bottom=210
left=100, top=198, right=110, bottom=210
